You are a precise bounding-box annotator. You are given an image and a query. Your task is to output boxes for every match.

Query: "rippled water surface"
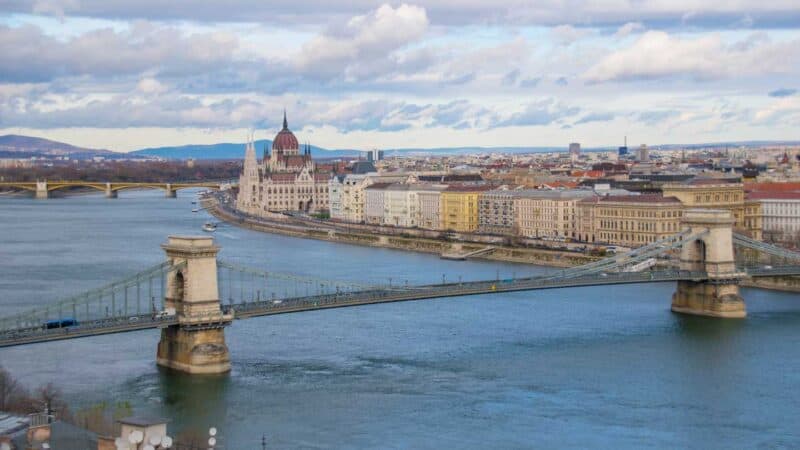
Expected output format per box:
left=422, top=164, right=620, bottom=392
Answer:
left=1, top=191, right=799, bottom=449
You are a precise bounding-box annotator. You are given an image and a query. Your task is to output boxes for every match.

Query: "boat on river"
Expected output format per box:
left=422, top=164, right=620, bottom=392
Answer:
left=202, top=222, right=217, bottom=232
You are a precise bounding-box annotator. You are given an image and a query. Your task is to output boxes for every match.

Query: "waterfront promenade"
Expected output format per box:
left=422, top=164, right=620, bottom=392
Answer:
left=205, top=195, right=598, bottom=268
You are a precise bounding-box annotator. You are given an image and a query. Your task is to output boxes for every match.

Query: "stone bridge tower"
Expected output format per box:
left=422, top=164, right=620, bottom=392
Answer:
left=672, top=209, right=747, bottom=318
left=157, top=236, right=233, bottom=374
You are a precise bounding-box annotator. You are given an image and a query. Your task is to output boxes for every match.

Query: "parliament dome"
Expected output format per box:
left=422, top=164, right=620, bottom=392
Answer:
left=272, top=112, right=299, bottom=151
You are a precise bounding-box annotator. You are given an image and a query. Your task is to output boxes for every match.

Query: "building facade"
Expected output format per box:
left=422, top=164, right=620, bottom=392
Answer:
left=364, top=183, right=391, bottom=225
left=236, top=113, right=330, bottom=216
left=383, top=184, right=419, bottom=227
left=478, top=190, right=518, bottom=235
left=515, top=190, right=597, bottom=239
left=577, top=194, right=683, bottom=248
left=329, top=173, right=412, bottom=223
left=417, top=185, right=447, bottom=230
left=748, top=191, right=800, bottom=243
left=440, top=186, right=491, bottom=232
left=661, top=180, right=762, bottom=239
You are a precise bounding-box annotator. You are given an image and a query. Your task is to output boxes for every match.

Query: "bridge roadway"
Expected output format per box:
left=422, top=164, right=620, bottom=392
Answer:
left=0, top=180, right=230, bottom=196
left=4, top=266, right=799, bottom=348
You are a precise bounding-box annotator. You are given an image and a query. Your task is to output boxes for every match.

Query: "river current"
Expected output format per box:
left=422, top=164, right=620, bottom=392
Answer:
left=1, top=190, right=799, bottom=449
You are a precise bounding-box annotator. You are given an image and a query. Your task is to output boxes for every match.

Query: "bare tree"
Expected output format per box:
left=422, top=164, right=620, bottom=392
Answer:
left=0, top=366, right=20, bottom=411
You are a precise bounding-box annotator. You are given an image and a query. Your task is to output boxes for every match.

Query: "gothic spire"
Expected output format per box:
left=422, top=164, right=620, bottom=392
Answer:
left=282, top=109, right=288, bottom=130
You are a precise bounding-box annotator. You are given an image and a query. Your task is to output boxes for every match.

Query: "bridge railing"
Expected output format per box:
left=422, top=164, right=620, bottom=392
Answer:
left=0, top=261, right=184, bottom=333
left=216, top=259, right=384, bottom=307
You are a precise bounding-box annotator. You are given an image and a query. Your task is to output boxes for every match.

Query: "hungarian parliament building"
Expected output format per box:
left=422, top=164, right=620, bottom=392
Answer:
left=236, top=113, right=331, bottom=216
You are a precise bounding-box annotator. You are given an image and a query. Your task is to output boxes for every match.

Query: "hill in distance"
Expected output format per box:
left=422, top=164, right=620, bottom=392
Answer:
left=0, top=134, right=119, bottom=159
left=132, top=140, right=361, bottom=160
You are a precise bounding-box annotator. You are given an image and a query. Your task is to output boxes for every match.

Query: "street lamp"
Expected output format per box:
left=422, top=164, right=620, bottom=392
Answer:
left=115, top=429, right=173, bottom=450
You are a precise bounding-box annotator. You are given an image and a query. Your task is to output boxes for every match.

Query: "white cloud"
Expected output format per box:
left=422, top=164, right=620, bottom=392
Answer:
left=136, top=77, right=168, bottom=95
left=0, top=22, right=239, bottom=82
left=583, top=31, right=800, bottom=83
left=294, top=4, right=429, bottom=79
left=551, top=24, right=589, bottom=45
left=614, top=22, right=644, bottom=38
left=6, top=0, right=800, bottom=29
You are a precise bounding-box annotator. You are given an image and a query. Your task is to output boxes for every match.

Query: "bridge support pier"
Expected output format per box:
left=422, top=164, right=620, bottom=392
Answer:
left=671, top=209, right=746, bottom=318
left=672, top=279, right=746, bottom=318
left=105, top=183, right=117, bottom=198
left=156, top=236, right=232, bottom=374
left=35, top=181, right=48, bottom=199
left=165, top=184, right=177, bottom=198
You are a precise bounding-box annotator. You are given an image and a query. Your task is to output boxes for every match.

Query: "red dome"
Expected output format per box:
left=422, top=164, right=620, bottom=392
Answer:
left=272, top=112, right=299, bottom=151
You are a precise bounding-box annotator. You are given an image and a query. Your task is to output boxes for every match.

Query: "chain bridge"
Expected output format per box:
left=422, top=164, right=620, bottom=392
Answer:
left=0, top=180, right=232, bottom=199
left=2, top=209, right=800, bottom=374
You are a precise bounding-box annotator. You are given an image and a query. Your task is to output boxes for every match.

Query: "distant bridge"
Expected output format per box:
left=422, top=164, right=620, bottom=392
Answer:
left=0, top=180, right=234, bottom=198
left=1, top=209, right=800, bottom=374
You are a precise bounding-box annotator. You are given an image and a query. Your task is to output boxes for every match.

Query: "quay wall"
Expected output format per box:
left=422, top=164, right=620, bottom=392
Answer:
left=204, top=199, right=596, bottom=268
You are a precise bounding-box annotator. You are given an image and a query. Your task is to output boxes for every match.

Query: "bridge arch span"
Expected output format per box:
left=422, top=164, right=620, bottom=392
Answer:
left=47, top=182, right=106, bottom=192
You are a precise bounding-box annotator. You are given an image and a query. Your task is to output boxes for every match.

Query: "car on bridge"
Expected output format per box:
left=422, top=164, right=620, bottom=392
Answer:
left=44, top=318, right=78, bottom=329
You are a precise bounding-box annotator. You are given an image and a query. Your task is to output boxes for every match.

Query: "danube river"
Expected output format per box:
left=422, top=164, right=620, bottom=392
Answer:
left=1, top=191, right=800, bottom=449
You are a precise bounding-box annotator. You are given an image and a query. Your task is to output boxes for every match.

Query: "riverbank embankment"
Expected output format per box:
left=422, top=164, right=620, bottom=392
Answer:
left=204, top=198, right=597, bottom=268
left=205, top=197, right=800, bottom=293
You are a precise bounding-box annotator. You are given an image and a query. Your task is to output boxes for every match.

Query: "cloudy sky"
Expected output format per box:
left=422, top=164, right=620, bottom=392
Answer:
left=0, top=1, right=798, bottom=152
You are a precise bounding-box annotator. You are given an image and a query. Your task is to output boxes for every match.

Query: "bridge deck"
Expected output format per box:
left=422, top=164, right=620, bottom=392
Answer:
left=2, top=266, right=799, bottom=348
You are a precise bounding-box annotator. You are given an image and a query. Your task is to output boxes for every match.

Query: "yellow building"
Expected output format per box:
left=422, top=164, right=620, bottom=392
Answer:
left=661, top=181, right=762, bottom=239
left=440, top=186, right=491, bottom=232
left=577, top=194, right=684, bottom=248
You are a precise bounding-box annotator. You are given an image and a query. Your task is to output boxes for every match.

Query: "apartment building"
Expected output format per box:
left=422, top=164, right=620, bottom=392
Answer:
left=515, top=190, right=598, bottom=239
left=383, top=184, right=419, bottom=227
left=416, top=185, right=448, bottom=230
left=440, top=185, right=492, bottom=232
left=329, top=173, right=410, bottom=223
left=364, top=183, right=391, bottom=225
left=748, top=191, right=800, bottom=243
left=478, top=190, right=519, bottom=235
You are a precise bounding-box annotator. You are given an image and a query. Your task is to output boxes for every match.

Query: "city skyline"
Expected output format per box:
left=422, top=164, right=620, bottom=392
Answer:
left=1, top=1, right=799, bottom=151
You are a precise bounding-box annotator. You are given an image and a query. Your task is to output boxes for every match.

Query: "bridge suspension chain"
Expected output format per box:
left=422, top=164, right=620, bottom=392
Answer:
left=540, top=230, right=700, bottom=281
left=0, top=261, right=185, bottom=332
left=733, top=233, right=800, bottom=262
left=216, top=259, right=385, bottom=306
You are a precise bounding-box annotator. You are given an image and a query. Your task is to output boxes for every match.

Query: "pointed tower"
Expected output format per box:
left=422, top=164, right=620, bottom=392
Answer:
left=237, top=131, right=259, bottom=213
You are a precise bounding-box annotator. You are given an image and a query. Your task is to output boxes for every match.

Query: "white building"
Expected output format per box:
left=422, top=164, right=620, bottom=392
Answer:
left=416, top=185, right=448, bottom=230
left=364, top=183, right=391, bottom=224
left=329, top=173, right=412, bottom=223
left=749, top=191, right=800, bottom=242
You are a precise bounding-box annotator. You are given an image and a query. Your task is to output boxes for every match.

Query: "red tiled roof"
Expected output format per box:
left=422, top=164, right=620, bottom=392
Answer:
left=314, top=173, right=331, bottom=181
left=283, top=155, right=309, bottom=167
left=268, top=173, right=297, bottom=183
left=745, top=182, right=800, bottom=193
left=747, top=191, right=800, bottom=200
left=571, top=170, right=604, bottom=178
